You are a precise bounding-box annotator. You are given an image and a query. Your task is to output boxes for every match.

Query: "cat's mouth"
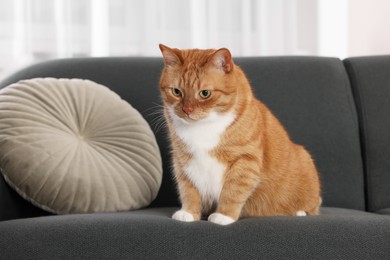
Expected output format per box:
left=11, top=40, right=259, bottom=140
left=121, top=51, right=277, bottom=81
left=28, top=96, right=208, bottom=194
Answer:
left=168, top=106, right=213, bottom=125
left=180, top=114, right=203, bottom=123
left=185, top=114, right=200, bottom=121
left=168, top=107, right=202, bottom=124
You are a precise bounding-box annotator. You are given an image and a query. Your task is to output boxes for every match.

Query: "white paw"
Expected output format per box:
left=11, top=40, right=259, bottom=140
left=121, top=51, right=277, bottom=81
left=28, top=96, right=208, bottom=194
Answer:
left=208, top=213, right=236, bottom=225
left=172, top=210, right=195, bottom=222
left=296, top=210, right=307, bottom=216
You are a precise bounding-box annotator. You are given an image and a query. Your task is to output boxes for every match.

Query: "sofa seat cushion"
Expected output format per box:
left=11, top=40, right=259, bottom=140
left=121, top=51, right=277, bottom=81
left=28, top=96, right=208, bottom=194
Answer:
left=0, top=78, right=162, bottom=214
left=0, top=207, right=389, bottom=259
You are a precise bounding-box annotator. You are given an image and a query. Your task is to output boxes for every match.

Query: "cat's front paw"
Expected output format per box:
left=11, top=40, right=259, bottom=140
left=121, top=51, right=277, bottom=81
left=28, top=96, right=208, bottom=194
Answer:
left=208, top=213, right=236, bottom=225
left=172, top=210, right=195, bottom=222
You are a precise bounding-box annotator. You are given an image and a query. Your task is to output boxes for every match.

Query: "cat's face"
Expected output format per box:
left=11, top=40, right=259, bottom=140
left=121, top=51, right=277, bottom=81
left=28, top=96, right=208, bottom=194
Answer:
left=159, top=44, right=237, bottom=124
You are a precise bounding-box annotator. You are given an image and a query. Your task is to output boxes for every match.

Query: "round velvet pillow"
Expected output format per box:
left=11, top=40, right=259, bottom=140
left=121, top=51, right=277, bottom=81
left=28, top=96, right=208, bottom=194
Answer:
left=0, top=78, right=162, bottom=214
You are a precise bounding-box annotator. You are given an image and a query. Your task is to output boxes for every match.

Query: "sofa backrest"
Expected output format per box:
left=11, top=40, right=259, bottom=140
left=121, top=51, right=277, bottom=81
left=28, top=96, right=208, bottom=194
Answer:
left=0, top=56, right=365, bottom=220
left=237, top=57, right=365, bottom=210
left=344, top=56, right=390, bottom=213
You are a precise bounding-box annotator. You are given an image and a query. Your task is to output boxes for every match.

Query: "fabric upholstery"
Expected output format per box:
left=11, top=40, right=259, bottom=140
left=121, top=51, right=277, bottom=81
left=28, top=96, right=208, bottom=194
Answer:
left=376, top=208, right=390, bottom=215
left=0, top=174, right=51, bottom=220
left=0, top=78, right=162, bottom=214
left=344, top=56, right=390, bottom=212
left=0, top=207, right=389, bottom=259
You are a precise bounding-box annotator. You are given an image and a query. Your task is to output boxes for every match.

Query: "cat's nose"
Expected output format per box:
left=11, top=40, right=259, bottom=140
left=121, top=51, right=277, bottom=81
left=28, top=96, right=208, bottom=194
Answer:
left=182, top=106, right=193, bottom=115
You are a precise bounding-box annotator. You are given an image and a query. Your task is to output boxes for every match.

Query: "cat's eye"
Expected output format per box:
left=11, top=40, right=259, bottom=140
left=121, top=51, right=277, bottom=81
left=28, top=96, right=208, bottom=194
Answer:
left=199, top=90, right=211, bottom=99
left=171, top=88, right=182, bottom=97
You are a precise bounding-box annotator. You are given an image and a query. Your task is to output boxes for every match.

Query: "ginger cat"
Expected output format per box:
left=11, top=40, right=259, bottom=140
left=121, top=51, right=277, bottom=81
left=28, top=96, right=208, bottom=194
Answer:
left=158, top=44, right=321, bottom=225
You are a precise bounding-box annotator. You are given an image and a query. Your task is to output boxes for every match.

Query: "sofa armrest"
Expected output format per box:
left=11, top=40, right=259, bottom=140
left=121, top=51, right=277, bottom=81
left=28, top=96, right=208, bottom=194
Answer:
left=0, top=173, right=50, bottom=221
left=344, top=55, right=390, bottom=212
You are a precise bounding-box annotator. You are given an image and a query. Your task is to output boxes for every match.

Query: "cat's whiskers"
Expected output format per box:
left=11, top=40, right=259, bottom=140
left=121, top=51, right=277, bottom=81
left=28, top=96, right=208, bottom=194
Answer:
left=144, top=103, right=167, bottom=134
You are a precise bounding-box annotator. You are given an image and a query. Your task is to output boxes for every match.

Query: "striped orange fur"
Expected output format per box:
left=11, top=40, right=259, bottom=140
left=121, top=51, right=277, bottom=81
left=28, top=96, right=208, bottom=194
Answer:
left=159, top=44, right=321, bottom=225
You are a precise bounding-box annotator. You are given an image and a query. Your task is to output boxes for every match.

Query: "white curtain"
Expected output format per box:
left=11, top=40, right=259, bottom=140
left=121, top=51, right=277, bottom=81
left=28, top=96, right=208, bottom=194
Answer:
left=0, top=0, right=346, bottom=81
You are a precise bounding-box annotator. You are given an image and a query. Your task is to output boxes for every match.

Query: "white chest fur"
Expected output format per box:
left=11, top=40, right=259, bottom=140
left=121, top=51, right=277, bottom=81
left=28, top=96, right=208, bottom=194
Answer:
left=170, top=109, right=235, bottom=202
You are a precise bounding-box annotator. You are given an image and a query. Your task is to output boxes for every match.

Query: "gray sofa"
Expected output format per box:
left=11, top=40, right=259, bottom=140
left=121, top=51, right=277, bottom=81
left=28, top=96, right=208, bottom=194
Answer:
left=0, top=56, right=390, bottom=259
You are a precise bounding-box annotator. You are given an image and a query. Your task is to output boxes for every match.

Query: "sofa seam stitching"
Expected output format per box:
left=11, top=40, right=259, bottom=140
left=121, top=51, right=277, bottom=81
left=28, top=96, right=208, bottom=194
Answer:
left=343, top=59, right=371, bottom=212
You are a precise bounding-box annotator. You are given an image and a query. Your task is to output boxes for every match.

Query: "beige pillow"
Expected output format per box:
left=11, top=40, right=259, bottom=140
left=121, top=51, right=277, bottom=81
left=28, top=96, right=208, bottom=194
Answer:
left=0, top=78, right=162, bottom=214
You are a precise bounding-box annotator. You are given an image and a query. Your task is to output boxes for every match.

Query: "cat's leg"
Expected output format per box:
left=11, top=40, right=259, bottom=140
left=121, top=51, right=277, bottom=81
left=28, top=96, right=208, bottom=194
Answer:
left=172, top=210, right=197, bottom=221
left=172, top=173, right=202, bottom=222
left=305, top=197, right=322, bottom=216
left=295, top=211, right=307, bottom=216
left=208, top=162, right=260, bottom=225
left=208, top=212, right=236, bottom=225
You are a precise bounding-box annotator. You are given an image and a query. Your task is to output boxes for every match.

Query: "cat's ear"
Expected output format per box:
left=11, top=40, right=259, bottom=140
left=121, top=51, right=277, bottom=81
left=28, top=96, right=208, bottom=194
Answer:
left=159, top=44, right=182, bottom=67
left=208, top=48, right=233, bottom=73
